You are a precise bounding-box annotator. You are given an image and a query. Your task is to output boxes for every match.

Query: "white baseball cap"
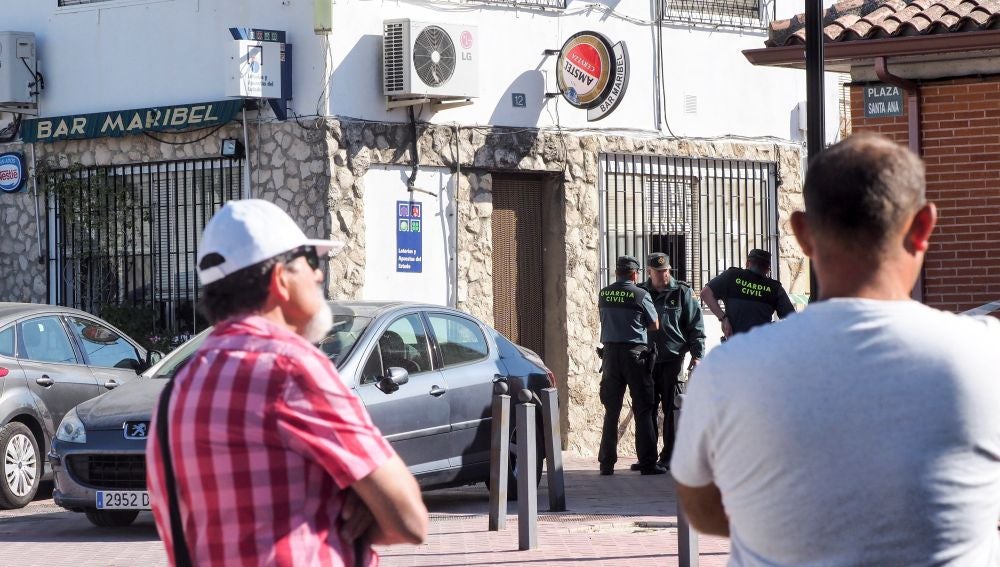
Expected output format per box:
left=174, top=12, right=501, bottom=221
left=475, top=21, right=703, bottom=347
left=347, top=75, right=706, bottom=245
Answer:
left=197, top=199, right=344, bottom=285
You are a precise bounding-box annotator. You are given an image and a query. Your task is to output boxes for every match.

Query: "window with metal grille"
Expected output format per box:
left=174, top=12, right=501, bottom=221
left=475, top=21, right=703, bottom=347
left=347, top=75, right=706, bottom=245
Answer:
left=600, top=154, right=779, bottom=292
left=44, top=158, right=243, bottom=338
left=661, top=0, right=774, bottom=30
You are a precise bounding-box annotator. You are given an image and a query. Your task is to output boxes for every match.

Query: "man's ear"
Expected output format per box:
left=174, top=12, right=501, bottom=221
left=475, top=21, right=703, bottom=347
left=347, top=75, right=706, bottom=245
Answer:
left=905, top=203, right=937, bottom=253
left=790, top=211, right=813, bottom=258
left=269, top=262, right=292, bottom=302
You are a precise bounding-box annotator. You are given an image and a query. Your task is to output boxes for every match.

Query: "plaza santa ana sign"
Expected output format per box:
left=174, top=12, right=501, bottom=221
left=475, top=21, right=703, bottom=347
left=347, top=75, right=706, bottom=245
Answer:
left=556, top=31, right=630, bottom=122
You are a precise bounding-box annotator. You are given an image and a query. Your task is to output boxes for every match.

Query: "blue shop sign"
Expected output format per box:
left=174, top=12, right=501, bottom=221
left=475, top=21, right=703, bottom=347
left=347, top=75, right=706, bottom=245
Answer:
left=0, top=152, right=26, bottom=193
left=396, top=200, right=423, bottom=273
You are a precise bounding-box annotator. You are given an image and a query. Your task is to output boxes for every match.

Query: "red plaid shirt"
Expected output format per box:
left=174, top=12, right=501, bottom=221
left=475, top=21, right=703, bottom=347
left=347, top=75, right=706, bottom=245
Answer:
left=146, top=315, right=394, bottom=566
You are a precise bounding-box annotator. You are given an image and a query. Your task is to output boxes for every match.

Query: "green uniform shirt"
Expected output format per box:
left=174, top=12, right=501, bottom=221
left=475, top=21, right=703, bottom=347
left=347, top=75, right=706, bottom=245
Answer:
left=639, top=278, right=706, bottom=361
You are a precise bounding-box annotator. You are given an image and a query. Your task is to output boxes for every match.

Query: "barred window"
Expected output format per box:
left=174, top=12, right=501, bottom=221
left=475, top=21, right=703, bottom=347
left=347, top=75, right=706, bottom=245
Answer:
left=600, top=154, right=779, bottom=291
left=662, top=0, right=774, bottom=30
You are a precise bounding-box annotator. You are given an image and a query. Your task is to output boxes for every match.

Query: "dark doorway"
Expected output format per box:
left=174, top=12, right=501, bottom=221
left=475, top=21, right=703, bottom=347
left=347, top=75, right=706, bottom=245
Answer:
left=491, top=174, right=545, bottom=361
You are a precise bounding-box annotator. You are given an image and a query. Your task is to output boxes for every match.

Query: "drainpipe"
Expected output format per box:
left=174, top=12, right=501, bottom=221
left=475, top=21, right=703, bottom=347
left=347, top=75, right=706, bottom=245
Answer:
left=874, top=56, right=924, bottom=302
left=874, top=56, right=920, bottom=156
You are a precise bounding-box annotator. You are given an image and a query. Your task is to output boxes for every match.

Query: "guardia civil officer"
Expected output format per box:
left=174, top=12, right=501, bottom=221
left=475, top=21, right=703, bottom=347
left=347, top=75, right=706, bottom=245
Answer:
left=597, top=255, right=664, bottom=476
left=634, top=252, right=705, bottom=470
left=701, top=248, right=795, bottom=338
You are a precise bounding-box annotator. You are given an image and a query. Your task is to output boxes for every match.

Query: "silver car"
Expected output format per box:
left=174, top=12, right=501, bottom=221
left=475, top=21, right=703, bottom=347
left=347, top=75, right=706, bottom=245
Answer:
left=0, top=303, right=157, bottom=510
left=50, top=301, right=555, bottom=527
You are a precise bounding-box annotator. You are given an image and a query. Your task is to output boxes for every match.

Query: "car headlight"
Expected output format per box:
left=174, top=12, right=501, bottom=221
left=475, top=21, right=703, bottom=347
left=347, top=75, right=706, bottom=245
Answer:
left=56, top=408, right=87, bottom=444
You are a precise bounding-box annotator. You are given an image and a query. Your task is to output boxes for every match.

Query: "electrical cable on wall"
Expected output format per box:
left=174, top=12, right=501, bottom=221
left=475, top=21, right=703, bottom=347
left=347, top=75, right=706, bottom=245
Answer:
left=0, top=114, right=22, bottom=144
left=406, top=105, right=420, bottom=191
left=545, top=96, right=570, bottom=176
left=656, top=6, right=678, bottom=139
left=316, top=34, right=334, bottom=118
left=450, top=123, right=461, bottom=308
left=142, top=121, right=231, bottom=145
left=270, top=112, right=800, bottom=146
left=257, top=97, right=264, bottom=199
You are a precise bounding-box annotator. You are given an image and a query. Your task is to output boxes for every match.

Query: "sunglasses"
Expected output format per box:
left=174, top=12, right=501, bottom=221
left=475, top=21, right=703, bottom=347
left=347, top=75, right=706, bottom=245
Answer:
left=285, top=246, right=321, bottom=271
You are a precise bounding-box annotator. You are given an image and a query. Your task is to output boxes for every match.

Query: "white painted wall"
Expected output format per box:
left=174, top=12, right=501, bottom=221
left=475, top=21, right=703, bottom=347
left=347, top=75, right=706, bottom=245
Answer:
left=361, top=166, right=456, bottom=306
left=3, top=0, right=840, bottom=143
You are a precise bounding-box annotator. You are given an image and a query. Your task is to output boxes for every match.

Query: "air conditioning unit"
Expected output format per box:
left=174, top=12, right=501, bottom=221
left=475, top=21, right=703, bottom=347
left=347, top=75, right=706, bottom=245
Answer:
left=0, top=32, right=37, bottom=109
left=383, top=19, right=478, bottom=99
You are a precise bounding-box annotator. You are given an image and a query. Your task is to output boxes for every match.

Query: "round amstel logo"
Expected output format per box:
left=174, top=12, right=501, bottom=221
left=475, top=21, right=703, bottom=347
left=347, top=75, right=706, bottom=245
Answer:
left=557, top=32, right=614, bottom=109
left=0, top=152, right=25, bottom=193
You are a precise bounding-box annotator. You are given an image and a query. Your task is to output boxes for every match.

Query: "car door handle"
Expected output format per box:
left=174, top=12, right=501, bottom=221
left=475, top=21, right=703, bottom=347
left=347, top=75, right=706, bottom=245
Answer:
left=103, top=379, right=121, bottom=390
left=429, top=385, right=447, bottom=397
left=35, top=376, right=54, bottom=387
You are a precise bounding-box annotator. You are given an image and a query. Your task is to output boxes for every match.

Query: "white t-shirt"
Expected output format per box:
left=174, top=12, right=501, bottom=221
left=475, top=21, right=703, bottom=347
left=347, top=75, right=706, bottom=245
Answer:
left=671, top=298, right=1000, bottom=566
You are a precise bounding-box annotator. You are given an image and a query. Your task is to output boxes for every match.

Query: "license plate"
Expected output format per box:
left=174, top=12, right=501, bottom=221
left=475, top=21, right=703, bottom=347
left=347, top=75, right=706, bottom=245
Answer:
left=96, top=491, right=150, bottom=510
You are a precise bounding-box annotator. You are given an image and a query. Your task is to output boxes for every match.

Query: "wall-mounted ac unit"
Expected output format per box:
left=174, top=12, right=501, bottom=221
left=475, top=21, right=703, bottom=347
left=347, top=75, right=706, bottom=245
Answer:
left=0, top=32, right=37, bottom=109
left=383, top=19, right=478, bottom=99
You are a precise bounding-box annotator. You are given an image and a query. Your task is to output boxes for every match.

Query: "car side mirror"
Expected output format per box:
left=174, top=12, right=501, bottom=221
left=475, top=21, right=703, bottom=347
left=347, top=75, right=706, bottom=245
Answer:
left=376, top=367, right=409, bottom=394
left=144, top=350, right=165, bottom=372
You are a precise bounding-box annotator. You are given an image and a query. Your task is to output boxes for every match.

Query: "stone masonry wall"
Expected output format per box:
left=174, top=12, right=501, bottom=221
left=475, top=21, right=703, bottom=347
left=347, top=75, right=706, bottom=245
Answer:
left=328, top=118, right=806, bottom=455
left=0, top=140, right=45, bottom=303
left=0, top=120, right=356, bottom=305
left=0, top=115, right=805, bottom=457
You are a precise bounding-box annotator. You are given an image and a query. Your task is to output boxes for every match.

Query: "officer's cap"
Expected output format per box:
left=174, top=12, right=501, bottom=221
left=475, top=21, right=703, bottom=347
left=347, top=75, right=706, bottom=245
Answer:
left=616, top=255, right=641, bottom=271
left=646, top=253, right=671, bottom=271
left=748, top=248, right=771, bottom=263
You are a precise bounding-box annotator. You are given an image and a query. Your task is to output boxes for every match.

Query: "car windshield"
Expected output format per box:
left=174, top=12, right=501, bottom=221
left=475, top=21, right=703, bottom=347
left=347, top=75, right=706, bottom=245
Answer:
left=148, top=329, right=209, bottom=379
left=148, top=315, right=371, bottom=379
left=317, top=315, right=371, bottom=363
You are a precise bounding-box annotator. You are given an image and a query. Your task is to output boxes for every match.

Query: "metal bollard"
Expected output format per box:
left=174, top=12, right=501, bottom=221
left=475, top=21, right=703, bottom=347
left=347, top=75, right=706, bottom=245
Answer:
left=516, top=389, right=538, bottom=550
left=538, top=387, right=566, bottom=512
left=488, top=381, right=511, bottom=531
left=674, top=391, right=699, bottom=567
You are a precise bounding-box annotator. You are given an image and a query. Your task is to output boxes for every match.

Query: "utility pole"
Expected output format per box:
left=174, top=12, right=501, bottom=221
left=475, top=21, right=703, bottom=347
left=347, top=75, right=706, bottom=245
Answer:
left=806, top=0, right=825, bottom=301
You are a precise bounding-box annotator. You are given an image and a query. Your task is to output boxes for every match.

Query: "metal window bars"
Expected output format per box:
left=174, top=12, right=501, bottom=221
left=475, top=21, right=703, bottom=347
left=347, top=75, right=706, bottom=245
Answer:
left=44, top=157, right=243, bottom=337
left=661, top=0, right=775, bottom=30
left=599, top=153, right=779, bottom=292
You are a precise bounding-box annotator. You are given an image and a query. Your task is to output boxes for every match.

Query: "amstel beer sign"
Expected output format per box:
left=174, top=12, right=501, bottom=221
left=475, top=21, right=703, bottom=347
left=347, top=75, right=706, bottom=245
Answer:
left=556, top=31, right=629, bottom=122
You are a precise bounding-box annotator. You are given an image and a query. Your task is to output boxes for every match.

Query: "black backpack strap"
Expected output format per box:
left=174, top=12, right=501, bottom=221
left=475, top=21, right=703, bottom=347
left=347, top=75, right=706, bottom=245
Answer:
left=156, top=378, right=194, bottom=567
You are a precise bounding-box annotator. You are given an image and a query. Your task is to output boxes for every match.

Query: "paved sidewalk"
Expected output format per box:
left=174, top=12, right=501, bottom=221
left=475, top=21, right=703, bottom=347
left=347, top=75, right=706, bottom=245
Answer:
left=377, top=453, right=730, bottom=566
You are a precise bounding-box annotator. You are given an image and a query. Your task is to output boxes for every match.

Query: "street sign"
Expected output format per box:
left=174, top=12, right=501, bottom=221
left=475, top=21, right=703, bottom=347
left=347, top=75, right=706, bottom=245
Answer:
left=863, top=83, right=904, bottom=118
left=396, top=200, right=423, bottom=273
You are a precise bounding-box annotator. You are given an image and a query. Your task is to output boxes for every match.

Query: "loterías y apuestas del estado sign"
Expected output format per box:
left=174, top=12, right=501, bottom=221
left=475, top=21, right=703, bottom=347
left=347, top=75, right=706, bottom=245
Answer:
left=556, top=31, right=629, bottom=122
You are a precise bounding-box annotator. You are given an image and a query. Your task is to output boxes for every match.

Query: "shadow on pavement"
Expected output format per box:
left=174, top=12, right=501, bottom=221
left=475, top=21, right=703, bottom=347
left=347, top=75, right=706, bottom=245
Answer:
left=421, top=460, right=677, bottom=519
left=0, top=510, right=161, bottom=543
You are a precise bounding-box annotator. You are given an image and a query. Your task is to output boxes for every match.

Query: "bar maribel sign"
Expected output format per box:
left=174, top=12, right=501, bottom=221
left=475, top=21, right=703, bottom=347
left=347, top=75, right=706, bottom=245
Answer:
left=21, top=99, right=244, bottom=143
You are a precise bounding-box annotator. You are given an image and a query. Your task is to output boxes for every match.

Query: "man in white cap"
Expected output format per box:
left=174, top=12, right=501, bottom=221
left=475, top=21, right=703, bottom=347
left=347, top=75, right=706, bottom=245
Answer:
left=146, top=199, right=427, bottom=566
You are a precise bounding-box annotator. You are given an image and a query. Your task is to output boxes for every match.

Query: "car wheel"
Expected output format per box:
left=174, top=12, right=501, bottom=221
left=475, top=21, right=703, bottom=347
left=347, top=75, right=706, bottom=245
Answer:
left=85, top=508, right=140, bottom=528
left=505, top=422, right=545, bottom=501
left=0, top=422, right=40, bottom=510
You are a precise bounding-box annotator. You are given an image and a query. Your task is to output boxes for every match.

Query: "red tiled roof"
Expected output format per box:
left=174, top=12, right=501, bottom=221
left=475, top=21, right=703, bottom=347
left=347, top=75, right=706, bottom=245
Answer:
left=767, top=0, right=1000, bottom=47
